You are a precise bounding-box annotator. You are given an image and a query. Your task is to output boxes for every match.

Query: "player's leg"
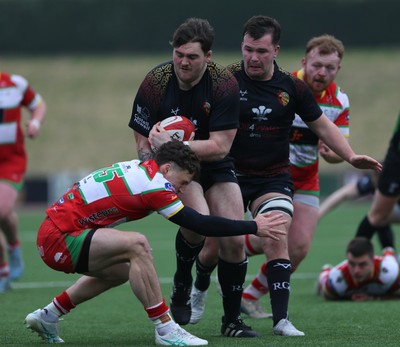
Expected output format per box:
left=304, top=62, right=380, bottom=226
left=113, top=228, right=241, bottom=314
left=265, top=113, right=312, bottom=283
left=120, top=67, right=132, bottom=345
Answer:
left=0, top=182, right=24, bottom=281
left=288, top=197, right=319, bottom=271
left=251, top=193, right=304, bottom=336
left=206, top=181, right=261, bottom=337
left=170, top=181, right=208, bottom=325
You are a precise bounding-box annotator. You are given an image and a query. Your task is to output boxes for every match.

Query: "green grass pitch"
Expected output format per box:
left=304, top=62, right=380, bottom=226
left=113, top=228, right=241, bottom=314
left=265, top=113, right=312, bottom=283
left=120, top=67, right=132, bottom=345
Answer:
left=1, top=203, right=400, bottom=346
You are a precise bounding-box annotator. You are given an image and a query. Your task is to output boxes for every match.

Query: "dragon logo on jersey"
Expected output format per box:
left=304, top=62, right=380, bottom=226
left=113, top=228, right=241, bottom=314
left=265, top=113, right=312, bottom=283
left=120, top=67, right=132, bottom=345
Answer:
left=252, top=105, right=272, bottom=121
left=277, top=91, right=289, bottom=106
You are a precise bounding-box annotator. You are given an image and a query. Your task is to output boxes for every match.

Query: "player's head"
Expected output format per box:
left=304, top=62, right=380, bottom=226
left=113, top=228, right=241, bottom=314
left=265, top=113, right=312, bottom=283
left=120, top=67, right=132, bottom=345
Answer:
left=171, top=18, right=213, bottom=88
left=154, top=140, right=200, bottom=193
left=346, top=237, right=375, bottom=283
left=301, top=34, right=344, bottom=94
left=242, top=15, right=281, bottom=44
left=241, top=15, right=281, bottom=81
left=171, top=17, right=214, bottom=54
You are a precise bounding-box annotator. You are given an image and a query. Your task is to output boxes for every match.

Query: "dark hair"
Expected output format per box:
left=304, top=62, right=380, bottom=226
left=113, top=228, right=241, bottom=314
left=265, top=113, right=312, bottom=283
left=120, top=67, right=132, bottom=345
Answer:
left=346, top=237, right=374, bottom=258
left=154, top=140, right=200, bottom=178
left=170, top=17, right=214, bottom=54
left=305, top=34, right=345, bottom=60
left=242, top=15, right=281, bottom=45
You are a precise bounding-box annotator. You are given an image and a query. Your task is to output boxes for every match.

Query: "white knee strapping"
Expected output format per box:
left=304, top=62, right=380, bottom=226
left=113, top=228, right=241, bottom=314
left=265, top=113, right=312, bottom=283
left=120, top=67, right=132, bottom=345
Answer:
left=254, top=197, right=293, bottom=217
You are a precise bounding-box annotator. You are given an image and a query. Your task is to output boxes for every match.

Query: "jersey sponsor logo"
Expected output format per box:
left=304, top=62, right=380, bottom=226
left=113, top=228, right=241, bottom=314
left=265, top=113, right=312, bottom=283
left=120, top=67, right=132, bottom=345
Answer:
left=134, top=104, right=151, bottom=131
left=77, top=207, right=119, bottom=227
left=252, top=105, right=272, bottom=121
left=277, top=91, right=289, bottom=106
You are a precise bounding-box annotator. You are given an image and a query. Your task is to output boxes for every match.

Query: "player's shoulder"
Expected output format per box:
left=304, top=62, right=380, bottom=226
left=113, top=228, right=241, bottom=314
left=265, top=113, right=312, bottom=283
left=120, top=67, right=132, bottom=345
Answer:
left=207, top=61, right=236, bottom=80
left=145, top=61, right=173, bottom=82
left=226, top=61, right=242, bottom=74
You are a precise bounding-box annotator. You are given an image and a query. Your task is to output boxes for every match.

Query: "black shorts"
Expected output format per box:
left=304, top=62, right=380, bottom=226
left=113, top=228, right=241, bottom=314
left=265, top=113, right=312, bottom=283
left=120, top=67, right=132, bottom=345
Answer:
left=199, top=156, right=239, bottom=192
left=238, top=173, right=294, bottom=211
left=378, top=146, right=400, bottom=197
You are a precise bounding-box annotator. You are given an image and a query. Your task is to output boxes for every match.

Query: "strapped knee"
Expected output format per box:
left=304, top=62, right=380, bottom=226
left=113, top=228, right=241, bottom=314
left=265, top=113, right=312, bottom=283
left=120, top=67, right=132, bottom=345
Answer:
left=254, top=197, right=293, bottom=218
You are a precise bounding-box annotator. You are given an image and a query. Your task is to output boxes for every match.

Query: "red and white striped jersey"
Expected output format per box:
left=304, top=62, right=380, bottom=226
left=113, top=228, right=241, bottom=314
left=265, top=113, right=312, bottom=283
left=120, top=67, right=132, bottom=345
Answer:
left=320, top=249, right=400, bottom=299
left=290, top=69, right=350, bottom=193
left=46, top=159, right=184, bottom=233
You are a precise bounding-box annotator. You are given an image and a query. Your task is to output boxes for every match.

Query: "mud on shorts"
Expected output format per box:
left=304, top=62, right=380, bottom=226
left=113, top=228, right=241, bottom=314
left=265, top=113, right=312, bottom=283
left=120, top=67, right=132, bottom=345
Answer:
left=37, top=216, right=96, bottom=273
left=199, top=156, right=239, bottom=192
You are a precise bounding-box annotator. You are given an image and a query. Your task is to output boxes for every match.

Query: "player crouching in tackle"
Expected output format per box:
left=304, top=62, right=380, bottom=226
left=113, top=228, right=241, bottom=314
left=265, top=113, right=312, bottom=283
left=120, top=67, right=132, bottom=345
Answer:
left=24, top=140, right=287, bottom=346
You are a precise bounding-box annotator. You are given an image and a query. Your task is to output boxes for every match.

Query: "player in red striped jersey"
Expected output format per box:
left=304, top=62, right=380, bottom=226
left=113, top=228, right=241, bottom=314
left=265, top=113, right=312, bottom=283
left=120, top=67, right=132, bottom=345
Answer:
left=24, top=141, right=287, bottom=346
left=0, top=70, right=47, bottom=293
left=317, top=237, right=400, bottom=300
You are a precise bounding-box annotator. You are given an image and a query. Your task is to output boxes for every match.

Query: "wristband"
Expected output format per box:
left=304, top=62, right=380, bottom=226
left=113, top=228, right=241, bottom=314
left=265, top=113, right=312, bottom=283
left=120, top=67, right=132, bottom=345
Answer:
left=31, top=119, right=41, bottom=130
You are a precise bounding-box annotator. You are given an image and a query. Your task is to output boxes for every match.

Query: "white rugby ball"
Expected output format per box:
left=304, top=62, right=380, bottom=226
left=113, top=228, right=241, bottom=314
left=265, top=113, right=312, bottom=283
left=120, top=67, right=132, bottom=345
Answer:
left=160, top=116, right=195, bottom=142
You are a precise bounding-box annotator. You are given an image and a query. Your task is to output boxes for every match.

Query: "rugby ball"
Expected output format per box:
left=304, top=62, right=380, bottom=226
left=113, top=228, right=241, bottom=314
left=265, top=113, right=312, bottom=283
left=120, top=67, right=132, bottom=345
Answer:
left=160, top=116, right=195, bottom=142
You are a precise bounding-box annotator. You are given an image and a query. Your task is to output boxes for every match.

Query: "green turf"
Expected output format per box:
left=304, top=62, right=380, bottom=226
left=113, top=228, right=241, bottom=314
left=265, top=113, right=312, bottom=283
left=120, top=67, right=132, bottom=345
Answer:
left=1, top=203, right=400, bottom=346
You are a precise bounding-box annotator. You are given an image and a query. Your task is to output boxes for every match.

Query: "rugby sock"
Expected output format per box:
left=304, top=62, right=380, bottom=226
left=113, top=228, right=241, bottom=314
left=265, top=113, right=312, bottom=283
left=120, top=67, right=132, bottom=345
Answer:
left=266, top=258, right=291, bottom=326
left=355, top=216, right=376, bottom=239
left=7, top=240, right=20, bottom=250
left=0, top=263, right=9, bottom=278
left=218, top=257, right=247, bottom=322
left=173, top=229, right=204, bottom=287
left=376, top=225, right=395, bottom=249
left=146, top=300, right=176, bottom=335
left=242, top=262, right=269, bottom=300
left=194, top=257, right=217, bottom=291
left=45, top=291, right=76, bottom=319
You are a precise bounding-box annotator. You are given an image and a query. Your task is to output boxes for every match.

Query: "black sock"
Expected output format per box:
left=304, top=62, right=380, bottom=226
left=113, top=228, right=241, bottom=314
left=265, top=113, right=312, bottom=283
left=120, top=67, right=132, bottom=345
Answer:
left=194, top=257, right=217, bottom=291
left=376, top=225, right=395, bottom=249
left=218, top=257, right=247, bottom=323
left=173, top=229, right=204, bottom=287
left=266, top=258, right=291, bottom=326
left=355, top=216, right=376, bottom=239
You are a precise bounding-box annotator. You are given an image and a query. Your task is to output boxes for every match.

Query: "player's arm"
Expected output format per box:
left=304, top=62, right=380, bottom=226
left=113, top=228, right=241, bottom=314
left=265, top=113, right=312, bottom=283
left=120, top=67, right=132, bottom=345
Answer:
left=26, top=95, right=47, bottom=139
left=306, top=114, right=382, bottom=172
left=168, top=205, right=287, bottom=239
left=319, top=139, right=345, bottom=164
left=149, top=125, right=237, bottom=161
left=134, top=131, right=153, bottom=161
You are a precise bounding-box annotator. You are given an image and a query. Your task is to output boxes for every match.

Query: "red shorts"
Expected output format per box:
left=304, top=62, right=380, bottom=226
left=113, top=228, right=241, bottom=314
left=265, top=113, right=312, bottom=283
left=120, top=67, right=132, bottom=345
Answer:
left=37, top=217, right=92, bottom=273
left=0, top=148, right=26, bottom=190
left=290, top=163, right=320, bottom=194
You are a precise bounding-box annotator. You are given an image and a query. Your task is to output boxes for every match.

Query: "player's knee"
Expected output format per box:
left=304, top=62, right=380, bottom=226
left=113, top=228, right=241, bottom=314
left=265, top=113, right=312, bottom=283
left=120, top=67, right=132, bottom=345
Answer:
left=128, top=233, right=153, bottom=259
left=254, top=197, right=293, bottom=218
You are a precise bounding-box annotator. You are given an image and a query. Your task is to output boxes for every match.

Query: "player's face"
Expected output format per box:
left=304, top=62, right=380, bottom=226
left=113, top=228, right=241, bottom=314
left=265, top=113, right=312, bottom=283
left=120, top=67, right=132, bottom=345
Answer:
left=302, top=49, right=341, bottom=94
left=347, top=253, right=374, bottom=283
left=173, top=42, right=212, bottom=90
left=241, top=33, right=280, bottom=81
left=163, top=164, right=193, bottom=194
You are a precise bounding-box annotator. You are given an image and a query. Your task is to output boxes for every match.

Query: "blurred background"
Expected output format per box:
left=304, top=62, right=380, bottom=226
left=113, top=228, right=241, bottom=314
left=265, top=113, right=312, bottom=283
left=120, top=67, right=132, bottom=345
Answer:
left=1, top=0, right=399, bottom=205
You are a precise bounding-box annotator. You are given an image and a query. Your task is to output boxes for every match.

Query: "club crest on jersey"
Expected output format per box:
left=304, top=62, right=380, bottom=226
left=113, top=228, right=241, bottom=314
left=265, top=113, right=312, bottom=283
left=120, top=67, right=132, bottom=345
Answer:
left=164, top=182, right=175, bottom=192
left=277, top=91, right=289, bottom=106
left=202, top=101, right=211, bottom=116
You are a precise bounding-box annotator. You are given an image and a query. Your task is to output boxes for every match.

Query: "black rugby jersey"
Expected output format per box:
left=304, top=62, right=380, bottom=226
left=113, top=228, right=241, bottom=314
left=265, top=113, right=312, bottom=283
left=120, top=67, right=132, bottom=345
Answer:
left=129, top=61, right=240, bottom=141
left=227, top=61, right=322, bottom=177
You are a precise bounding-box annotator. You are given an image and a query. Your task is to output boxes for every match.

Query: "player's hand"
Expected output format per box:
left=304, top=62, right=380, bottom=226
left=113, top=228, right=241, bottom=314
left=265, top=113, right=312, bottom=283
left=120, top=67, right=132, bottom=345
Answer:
left=351, top=292, right=373, bottom=301
left=26, top=119, right=41, bottom=138
left=349, top=155, right=382, bottom=172
left=254, top=212, right=287, bottom=240
left=149, top=122, right=171, bottom=151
